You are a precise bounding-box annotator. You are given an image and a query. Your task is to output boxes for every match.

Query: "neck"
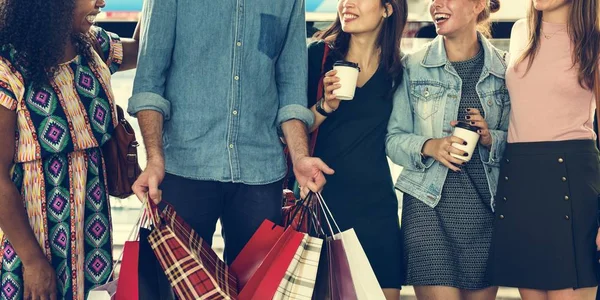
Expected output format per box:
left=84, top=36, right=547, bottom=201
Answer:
left=443, top=29, right=480, bottom=62
left=542, top=4, right=570, bottom=24
left=62, top=38, right=77, bottom=63
left=346, top=32, right=380, bottom=70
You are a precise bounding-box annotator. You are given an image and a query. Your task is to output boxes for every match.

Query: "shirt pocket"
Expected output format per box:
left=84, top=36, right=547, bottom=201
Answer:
left=410, top=83, right=445, bottom=120
left=258, top=14, right=285, bottom=59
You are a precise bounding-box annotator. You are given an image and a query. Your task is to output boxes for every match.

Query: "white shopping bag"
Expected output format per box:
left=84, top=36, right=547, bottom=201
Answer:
left=87, top=279, right=118, bottom=300
left=335, top=229, right=385, bottom=300
left=316, top=193, right=386, bottom=300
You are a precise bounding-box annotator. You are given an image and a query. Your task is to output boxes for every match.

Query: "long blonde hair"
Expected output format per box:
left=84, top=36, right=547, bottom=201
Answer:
left=516, top=0, right=600, bottom=89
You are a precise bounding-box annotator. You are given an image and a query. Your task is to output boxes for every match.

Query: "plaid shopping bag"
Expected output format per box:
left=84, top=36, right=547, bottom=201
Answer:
left=273, top=234, right=323, bottom=300
left=147, top=203, right=238, bottom=300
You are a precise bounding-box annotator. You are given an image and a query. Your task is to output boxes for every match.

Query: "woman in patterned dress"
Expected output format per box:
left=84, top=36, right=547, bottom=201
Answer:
left=0, top=0, right=139, bottom=299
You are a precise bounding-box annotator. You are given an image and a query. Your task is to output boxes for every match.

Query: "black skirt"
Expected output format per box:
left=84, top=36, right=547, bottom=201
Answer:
left=487, top=140, right=600, bottom=290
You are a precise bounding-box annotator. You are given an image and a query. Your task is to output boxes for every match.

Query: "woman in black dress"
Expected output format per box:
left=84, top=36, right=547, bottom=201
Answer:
left=302, top=0, right=408, bottom=298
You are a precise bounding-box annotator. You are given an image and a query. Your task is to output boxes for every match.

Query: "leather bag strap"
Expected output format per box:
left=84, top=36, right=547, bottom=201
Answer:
left=594, top=68, right=600, bottom=148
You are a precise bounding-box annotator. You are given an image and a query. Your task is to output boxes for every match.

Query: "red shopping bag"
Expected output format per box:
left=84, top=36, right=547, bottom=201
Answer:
left=114, top=241, right=139, bottom=300
left=238, top=226, right=305, bottom=300
left=230, top=220, right=285, bottom=290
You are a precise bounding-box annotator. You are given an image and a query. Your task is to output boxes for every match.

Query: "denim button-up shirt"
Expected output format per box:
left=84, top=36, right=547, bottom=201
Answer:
left=128, top=0, right=314, bottom=184
left=386, top=33, right=510, bottom=210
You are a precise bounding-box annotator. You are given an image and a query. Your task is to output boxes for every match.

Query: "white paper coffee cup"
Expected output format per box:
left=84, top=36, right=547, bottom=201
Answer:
left=450, top=122, right=480, bottom=162
left=333, top=60, right=360, bottom=100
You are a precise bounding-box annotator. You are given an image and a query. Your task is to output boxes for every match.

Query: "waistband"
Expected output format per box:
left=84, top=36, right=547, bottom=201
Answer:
left=505, top=139, right=598, bottom=155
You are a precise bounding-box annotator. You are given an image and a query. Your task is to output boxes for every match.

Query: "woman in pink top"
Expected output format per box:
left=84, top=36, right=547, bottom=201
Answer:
left=487, top=0, right=600, bottom=299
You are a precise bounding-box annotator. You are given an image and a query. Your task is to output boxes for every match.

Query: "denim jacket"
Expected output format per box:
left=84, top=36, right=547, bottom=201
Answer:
left=386, top=33, right=510, bottom=209
left=127, top=0, right=313, bottom=184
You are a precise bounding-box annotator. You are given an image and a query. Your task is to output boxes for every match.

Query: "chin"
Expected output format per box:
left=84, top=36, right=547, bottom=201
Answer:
left=78, top=24, right=93, bottom=34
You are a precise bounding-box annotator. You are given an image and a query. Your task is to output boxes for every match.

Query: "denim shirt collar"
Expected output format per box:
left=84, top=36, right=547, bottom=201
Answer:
left=421, top=32, right=507, bottom=79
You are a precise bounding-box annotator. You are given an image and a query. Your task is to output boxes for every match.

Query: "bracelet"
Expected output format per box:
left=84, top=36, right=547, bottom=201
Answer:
left=316, top=98, right=334, bottom=117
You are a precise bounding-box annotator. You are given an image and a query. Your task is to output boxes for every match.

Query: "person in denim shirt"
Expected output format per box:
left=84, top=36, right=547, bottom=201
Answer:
left=128, top=0, right=333, bottom=263
left=386, top=0, right=509, bottom=298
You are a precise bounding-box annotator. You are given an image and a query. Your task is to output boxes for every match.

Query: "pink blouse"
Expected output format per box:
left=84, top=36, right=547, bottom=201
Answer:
left=506, top=20, right=596, bottom=143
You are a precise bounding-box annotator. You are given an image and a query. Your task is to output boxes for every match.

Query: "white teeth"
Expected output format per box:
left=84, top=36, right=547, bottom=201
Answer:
left=86, top=15, right=97, bottom=23
left=434, top=13, right=450, bottom=21
left=343, top=14, right=358, bottom=19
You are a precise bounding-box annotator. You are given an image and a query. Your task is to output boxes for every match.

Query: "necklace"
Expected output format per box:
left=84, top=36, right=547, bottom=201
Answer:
left=541, top=27, right=566, bottom=39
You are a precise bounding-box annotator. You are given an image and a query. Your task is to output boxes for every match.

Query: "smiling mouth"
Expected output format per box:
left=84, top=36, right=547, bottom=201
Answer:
left=342, top=13, right=358, bottom=22
left=86, top=14, right=98, bottom=24
left=434, top=13, right=450, bottom=24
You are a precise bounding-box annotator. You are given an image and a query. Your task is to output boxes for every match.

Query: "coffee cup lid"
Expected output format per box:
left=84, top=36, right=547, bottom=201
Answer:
left=455, top=121, right=479, bottom=132
left=334, top=60, right=360, bottom=71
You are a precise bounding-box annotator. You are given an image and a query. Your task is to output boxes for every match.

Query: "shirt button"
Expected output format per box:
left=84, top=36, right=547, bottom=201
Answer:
left=487, top=100, right=493, bottom=106
left=564, top=195, right=570, bottom=201
left=561, top=177, right=567, bottom=182
left=234, top=76, right=240, bottom=81
left=565, top=215, right=570, bottom=220
left=504, top=176, right=509, bottom=181
left=503, top=197, right=507, bottom=202
left=229, top=144, right=234, bottom=149
left=558, top=158, right=564, bottom=163
left=499, top=215, right=505, bottom=220
left=236, top=41, right=242, bottom=47
left=505, top=158, right=510, bottom=163
left=232, top=110, right=238, bottom=115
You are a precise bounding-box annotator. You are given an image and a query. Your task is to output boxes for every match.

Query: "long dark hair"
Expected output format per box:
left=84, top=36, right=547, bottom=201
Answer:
left=516, top=0, right=599, bottom=89
left=315, top=0, right=408, bottom=96
left=0, top=0, right=95, bottom=85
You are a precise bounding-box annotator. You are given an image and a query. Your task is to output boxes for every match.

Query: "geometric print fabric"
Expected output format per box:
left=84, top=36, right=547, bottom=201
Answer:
left=0, top=26, right=122, bottom=300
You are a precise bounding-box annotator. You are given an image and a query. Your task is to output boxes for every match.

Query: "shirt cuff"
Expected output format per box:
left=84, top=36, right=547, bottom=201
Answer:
left=480, top=129, right=504, bottom=167
left=127, top=92, right=171, bottom=120
left=277, top=104, right=315, bottom=129
left=413, top=137, right=435, bottom=171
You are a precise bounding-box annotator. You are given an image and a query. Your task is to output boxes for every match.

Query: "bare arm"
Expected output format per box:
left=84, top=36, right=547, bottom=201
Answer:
left=120, top=20, right=141, bottom=71
left=281, top=119, right=333, bottom=193
left=0, top=107, right=46, bottom=266
left=309, top=104, right=326, bottom=132
left=131, top=110, right=165, bottom=202
left=281, top=119, right=310, bottom=163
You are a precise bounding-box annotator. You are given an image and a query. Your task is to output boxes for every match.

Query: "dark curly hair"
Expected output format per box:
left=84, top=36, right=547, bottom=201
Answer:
left=0, top=0, right=80, bottom=84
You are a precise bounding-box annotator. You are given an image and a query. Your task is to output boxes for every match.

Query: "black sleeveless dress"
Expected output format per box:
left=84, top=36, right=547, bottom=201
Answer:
left=308, top=41, right=404, bottom=289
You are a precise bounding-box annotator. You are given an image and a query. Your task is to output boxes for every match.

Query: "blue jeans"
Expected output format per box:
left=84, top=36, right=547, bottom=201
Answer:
left=159, top=173, right=283, bottom=263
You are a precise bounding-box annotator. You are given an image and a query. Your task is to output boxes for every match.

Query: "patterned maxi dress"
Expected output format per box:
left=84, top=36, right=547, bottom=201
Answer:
left=0, top=27, right=122, bottom=300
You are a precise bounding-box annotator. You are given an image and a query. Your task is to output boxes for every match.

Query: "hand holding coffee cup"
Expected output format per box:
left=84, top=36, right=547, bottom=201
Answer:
left=462, top=108, right=492, bottom=147
left=421, top=136, right=468, bottom=172
left=322, top=70, right=342, bottom=111
left=332, top=60, right=360, bottom=100
left=450, top=122, right=480, bottom=162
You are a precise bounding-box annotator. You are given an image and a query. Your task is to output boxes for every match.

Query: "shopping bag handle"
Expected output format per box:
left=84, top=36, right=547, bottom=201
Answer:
left=144, top=194, right=161, bottom=227
left=284, top=191, right=318, bottom=232
left=105, top=201, right=148, bottom=284
left=315, top=192, right=342, bottom=235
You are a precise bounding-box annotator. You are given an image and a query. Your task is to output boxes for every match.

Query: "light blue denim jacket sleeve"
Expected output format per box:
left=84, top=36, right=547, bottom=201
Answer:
left=275, top=0, right=314, bottom=128
left=386, top=62, right=435, bottom=172
left=127, top=0, right=175, bottom=120
left=479, top=107, right=509, bottom=167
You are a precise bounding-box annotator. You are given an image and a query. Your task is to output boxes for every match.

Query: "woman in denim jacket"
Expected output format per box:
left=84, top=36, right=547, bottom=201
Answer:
left=386, top=0, right=509, bottom=299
